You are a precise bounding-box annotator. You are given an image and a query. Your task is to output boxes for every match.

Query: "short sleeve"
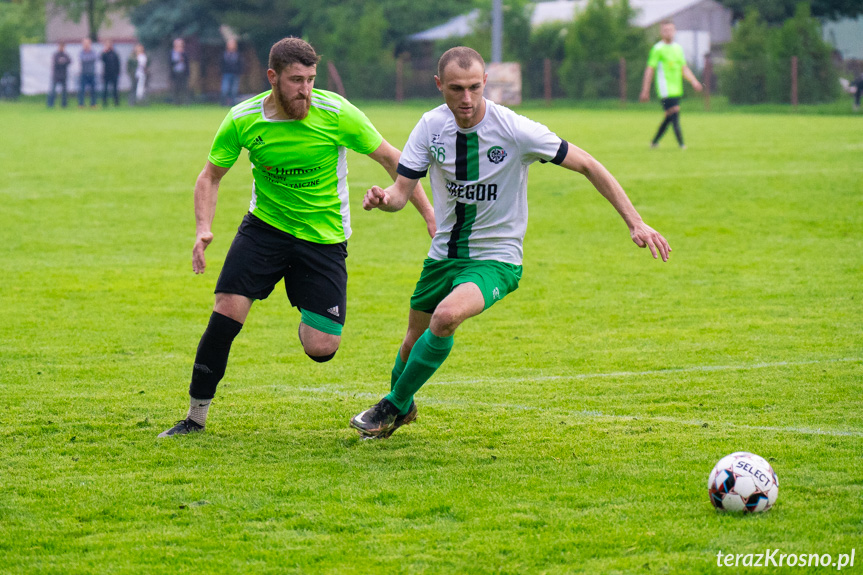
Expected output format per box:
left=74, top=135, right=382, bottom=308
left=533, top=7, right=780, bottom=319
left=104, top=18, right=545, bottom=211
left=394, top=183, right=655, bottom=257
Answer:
left=647, top=44, right=660, bottom=68
left=513, top=114, right=567, bottom=165
left=396, top=116, right=430, bottom=179
left=337, top=100, right=383, bottom=155
left=207, top=111, right=241, bottom=168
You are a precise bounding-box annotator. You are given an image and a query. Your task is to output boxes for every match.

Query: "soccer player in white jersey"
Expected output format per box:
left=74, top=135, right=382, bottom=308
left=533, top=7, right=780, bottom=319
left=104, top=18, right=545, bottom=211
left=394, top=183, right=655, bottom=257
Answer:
left=350, top=46, right=671, bottom=438
left=158, top=38, right=434, bottom=438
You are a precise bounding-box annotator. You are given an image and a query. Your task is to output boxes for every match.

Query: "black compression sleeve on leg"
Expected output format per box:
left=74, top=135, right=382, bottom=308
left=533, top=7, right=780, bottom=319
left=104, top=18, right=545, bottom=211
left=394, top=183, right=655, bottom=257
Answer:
left=307, top=350, right=337, bottom=363
left=189, top=312, right=243, bottom=400
left=652, top=115, right=672, bottom=144
left=671, top=112, right=684, bottom=146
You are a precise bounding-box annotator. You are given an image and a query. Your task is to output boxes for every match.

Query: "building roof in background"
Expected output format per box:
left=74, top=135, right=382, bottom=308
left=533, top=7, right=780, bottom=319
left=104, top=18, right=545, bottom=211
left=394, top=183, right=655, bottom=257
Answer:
left=411, top=0, right=720, bottom=40
left=823, top=16, right=863, bottom=60
left=409, top=10, right=481, bottom=41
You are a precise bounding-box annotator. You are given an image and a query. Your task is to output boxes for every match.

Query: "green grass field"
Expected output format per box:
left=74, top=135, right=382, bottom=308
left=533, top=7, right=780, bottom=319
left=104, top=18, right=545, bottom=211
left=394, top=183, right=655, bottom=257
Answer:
left=1, top=100, right=861, bottom=574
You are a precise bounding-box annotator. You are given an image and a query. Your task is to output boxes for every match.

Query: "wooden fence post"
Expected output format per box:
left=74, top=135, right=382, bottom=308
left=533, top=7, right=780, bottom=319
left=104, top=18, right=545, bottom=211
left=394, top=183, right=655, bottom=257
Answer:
left=396, top=55, right=404, bottom=103
left=703, top=54, right=712, bottom=111
left=619, top=57, right=627, bottom=105
left=791, top=56, right=798, bottom=110
left=327, top=61, right=346, bottom=97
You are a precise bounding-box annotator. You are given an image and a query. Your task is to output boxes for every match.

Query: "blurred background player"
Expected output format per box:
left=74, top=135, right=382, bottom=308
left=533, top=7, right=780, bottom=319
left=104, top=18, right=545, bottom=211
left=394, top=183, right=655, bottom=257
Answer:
left=639, top=20, right=703, bottom=149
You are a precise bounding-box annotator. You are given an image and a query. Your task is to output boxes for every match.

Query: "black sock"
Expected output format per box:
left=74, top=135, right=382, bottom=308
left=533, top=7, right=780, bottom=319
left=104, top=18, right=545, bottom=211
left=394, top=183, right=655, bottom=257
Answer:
left=189, top=312, right=243, bottom=400
left=652, top=115, right=672, bottom=144
left=671, top=112, right=684, bottom=146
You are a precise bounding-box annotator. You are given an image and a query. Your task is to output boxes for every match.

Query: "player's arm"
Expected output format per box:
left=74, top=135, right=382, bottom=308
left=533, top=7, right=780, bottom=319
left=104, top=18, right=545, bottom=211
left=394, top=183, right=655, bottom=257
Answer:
left=193, top=161, right=230, bottom=274
left=559, top=142, right=671, bottom=262
left=367, top=139, right=435, bottom=237
left=362, top=175, right=419, bottom=213
left=639, top=65, right=655, bottom=102
left=683, top=65, right=703, bottom=92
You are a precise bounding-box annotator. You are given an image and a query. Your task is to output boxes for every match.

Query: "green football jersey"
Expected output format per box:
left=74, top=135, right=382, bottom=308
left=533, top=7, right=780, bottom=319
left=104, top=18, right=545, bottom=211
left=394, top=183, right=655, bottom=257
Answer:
left=208, top=89, right=383, bottom=244
left=647, top=41, right=686, bottom=99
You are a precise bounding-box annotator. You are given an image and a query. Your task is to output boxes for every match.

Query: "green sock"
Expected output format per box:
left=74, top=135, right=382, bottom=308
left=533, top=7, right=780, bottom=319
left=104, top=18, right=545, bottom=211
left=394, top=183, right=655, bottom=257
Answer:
left=386, top=329, right=453, bottom=414
left=390, top=349, right=407, bottom=391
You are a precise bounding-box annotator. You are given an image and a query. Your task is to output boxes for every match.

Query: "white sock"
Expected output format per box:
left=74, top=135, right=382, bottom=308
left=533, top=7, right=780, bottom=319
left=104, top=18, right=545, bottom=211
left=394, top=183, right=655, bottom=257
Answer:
left=187, top=397, right=212, bottom=426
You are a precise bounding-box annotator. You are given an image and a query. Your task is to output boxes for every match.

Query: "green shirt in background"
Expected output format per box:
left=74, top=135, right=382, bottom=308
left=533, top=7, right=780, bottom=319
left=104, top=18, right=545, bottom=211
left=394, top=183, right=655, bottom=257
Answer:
left=647, top=41, right=686, bottom=99
left=208, top=89, right=383, bottom=244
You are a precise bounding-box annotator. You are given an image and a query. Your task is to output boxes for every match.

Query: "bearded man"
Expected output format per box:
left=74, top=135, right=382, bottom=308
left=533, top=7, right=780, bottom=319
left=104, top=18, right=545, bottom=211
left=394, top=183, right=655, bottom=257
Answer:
left=159, top=37, right=435, bottom=437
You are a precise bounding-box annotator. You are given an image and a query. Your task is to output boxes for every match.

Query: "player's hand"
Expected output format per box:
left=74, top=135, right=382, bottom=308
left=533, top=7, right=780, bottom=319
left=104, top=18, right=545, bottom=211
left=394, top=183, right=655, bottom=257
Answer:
left=639, top=89, right=650, bottom=103
left=363, top=185, right=389, bottom=211
left=630, top=222, right=671, bottom=262
left=693, top=80, right=704, bottom=93
left=192, top=231, right=214, bottom=274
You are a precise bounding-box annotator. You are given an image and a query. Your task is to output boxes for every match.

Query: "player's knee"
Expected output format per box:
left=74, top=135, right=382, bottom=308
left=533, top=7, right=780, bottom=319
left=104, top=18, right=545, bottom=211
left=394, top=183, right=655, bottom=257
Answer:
left=430, top=307, right=461, bottom=335
left=302, top=338, right=340, bottom=362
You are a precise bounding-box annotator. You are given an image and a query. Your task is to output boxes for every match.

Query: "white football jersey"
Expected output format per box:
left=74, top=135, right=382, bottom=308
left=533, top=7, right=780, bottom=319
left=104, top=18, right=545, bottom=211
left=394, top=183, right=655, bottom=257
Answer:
left=398, top=99, right=567, bottom=265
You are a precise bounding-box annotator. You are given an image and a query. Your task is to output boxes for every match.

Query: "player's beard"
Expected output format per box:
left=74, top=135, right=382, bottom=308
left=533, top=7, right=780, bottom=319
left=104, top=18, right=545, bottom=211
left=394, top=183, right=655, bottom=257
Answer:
left=275, top=84, right=311, bottom=120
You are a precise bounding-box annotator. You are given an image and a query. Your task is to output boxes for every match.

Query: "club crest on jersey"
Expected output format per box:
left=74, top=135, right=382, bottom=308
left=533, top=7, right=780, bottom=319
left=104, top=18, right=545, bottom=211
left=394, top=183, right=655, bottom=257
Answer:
left=487, top=146, right=507, bottom=164
left=431, top=133, right=443, bottom=144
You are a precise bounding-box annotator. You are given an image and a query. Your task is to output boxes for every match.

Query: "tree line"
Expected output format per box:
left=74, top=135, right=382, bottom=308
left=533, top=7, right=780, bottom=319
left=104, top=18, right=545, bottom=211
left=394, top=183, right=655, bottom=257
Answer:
left=0, top=0, right=857, bottom=103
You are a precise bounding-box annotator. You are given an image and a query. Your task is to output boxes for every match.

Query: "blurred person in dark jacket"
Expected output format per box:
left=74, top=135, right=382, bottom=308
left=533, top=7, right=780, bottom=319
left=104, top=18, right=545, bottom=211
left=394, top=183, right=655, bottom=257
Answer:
left=170, top=38, right=190, bottom=105
left=101, top=40, right=121, bottom=107
left=47, top=42, right=72, bottom=108
left=221, top=38, right=243, bottom=106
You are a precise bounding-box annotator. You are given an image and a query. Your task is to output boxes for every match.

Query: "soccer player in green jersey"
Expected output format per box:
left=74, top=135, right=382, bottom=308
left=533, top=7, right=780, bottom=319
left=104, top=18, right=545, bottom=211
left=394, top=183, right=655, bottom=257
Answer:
left=639, top=20, right=703, bottom=149
left=349, top=46, right=671, bottom=439
left=158, top=38, right=434, bottom=437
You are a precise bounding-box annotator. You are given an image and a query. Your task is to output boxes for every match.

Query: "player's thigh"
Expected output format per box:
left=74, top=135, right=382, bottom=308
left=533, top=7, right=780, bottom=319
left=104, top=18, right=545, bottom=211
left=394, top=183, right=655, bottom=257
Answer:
left=409, top=258, right=461, bottom=314
left=452, top=259, right=522, bottom=311
left=432, top=282, right=486, bottom=331
left=283, top=239, right=348, bottom=330
left=298, top=322, right=340, bottom=356
left=215, top=214, right=290, bottom=301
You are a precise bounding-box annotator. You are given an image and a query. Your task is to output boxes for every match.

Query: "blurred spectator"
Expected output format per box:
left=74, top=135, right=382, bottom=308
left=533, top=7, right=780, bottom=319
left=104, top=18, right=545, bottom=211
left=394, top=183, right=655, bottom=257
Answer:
left=128, top=44, right=148, bottom=106
left=0, top=72, right=17, bottom=100
left=78, top=38, right=98, bottom=108
left=221, top=38, right=243, bottom=106
left=47, top=42, right=72, bottom=108
left=170, top=38, right=189, bottom=105
left=101, top=39, right=121, bottom=107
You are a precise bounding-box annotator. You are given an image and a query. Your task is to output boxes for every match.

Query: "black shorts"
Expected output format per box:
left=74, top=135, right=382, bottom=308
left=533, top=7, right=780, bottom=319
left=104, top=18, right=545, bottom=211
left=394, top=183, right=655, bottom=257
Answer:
left=215, top=213, right=348, bottom=325
left=661, top=97, right=681, bottom=111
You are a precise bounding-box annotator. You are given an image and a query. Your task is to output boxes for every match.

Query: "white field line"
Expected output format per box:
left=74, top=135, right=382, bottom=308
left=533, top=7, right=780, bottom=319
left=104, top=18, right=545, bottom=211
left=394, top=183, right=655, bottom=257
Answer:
left=431, top=357, right=863, bottom=386
left=288, top=357, right=863, bottom=438
left=293, top=385, right=863, bottom=438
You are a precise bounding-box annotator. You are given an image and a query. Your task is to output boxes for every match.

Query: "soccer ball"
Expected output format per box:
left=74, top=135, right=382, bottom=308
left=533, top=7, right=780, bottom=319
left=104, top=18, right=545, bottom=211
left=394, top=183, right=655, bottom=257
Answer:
left=708, top=452, right=779, bottom=513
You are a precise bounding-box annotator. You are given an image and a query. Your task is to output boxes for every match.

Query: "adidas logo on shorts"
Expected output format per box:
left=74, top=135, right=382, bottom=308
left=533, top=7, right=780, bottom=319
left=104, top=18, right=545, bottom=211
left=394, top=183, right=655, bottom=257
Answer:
left=327, top=306, right=340, bottom=317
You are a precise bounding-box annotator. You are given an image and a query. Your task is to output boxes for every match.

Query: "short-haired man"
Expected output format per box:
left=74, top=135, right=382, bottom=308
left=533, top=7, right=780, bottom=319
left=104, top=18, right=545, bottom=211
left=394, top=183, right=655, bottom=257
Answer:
left=159, top=37, right=435, bottom=437
left=350, top=46, right=671, bottom=438
left=47, top=42, right=71, bottom=108
left=639, top=20, right=703, bottom=149
left=101, top=39, right=120, bottom=107
left=77, top=38, right=98, bottom=108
